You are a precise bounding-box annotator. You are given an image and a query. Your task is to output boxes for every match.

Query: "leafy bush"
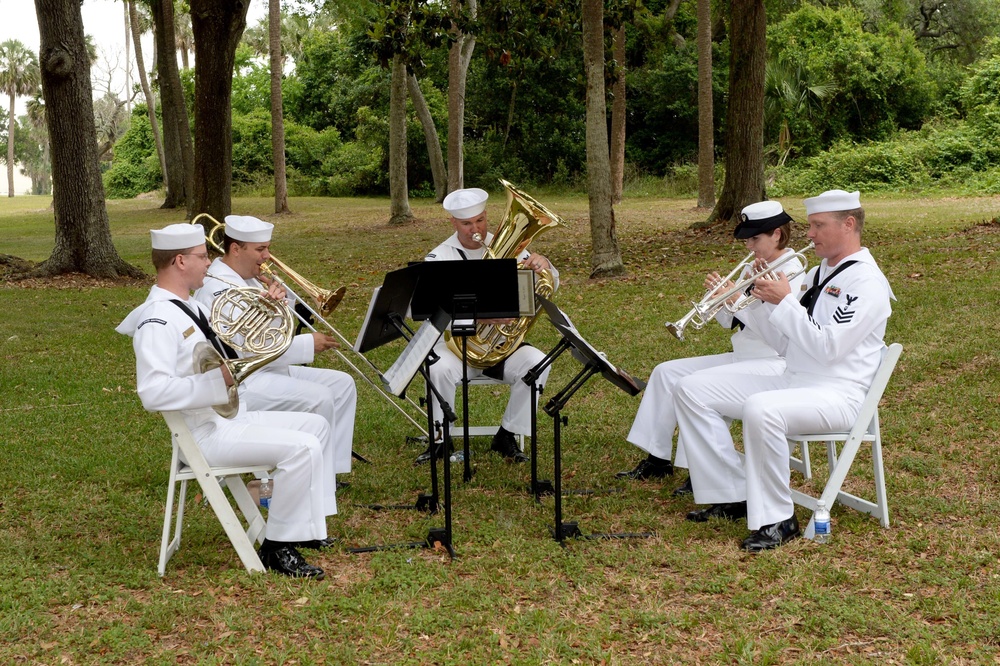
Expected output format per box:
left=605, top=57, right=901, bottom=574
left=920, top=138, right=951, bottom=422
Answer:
left=103, top=106, right=161, bottom=199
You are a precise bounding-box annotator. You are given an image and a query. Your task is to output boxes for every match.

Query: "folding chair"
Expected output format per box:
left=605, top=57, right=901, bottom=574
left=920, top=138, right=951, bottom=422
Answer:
left=158, top=411, right=274, bottom=575
left=460, top=376, right=524, bottom=449
left=787, top=343, right=902, bottom=540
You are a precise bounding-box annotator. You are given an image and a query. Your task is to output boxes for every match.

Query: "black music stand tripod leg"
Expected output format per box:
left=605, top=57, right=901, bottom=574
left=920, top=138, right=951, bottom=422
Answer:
left=522, top=338, right=570, bottom=501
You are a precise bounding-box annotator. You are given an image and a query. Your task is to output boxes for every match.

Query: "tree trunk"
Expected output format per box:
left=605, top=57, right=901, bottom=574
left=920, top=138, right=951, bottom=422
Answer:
left=129, top=0, right=167, bottom=191
left=407, top=74, right=446, bottom=203
left=609, top=25, right=626, bottom=205
left=6, top=91, right=14, bottom=197
left=388, top=55, right=413, bottom=225
left=583, top=0, right=624, bottom=278
left=152, top=0, right=195, bottom=213
left=30, top=0, right=143, bottom=278
left=446, top=0, right=476, bottom=193
left=269, top=0, right=289, bottom=213
left=703, top=0, right=766, bottom=227
left=696, top=0, right=715, bottom=209
left=189, top=0, right=249, bottom=222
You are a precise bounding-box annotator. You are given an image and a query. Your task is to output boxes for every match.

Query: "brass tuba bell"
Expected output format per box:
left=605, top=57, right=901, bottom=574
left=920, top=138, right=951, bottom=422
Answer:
left=444, top=179, right=564, bottom=368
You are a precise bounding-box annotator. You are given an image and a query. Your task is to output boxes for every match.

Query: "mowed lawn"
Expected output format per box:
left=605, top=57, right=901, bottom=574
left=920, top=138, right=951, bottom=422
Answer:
left=1, top=192, right=999, bottom=664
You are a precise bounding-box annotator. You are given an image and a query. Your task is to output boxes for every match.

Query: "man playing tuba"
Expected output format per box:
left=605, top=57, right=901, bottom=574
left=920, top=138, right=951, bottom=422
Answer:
left=416, top=187, right=558, bottom=465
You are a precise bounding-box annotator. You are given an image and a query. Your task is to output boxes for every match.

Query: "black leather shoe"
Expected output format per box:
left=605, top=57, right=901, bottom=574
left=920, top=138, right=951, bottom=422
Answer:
left=491, top=430, right=528, bottom=463
left=615, top=457, right=673, bottom=480
left=294, top=537, right=338, bottom=550
left=258, top=545, right=325, bottom=579
left=685, top=501, right=748, bottom=523
left=741, top=515, right=800, bottom=552
left=672, top=476, right=693, bottom=496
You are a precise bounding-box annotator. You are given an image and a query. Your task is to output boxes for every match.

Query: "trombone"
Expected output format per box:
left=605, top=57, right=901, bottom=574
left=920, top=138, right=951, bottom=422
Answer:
left=191, top=214, right=429, bottom=436
left=665, top=242, right=813, bottom=341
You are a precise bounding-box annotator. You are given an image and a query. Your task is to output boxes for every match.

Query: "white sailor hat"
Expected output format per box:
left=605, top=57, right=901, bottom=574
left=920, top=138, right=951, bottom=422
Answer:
left=804, top=189, right=862, bottom=215
left=443, top=188, right=489, bottom=219
left=224, top=215, right=274, bottom=243
left=151, top=223, right=205, bottom=250
left=733, top=200, right=793, bottom=239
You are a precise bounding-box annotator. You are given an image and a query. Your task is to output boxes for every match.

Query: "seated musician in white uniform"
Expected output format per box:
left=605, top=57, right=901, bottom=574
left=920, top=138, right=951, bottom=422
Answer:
left=415, top=187, right=558, bottom=464
left=617, top=201, right=805, bottom=493
left=116, top=223, right=332, bottom=578
left=674, top=190, right=894, bottom=551
left=194, top=216, right=356, bottom=504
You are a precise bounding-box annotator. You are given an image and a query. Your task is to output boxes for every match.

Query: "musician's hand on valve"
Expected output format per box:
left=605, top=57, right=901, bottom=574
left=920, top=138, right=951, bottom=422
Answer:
left=523, top=252, right=552, bottom=273
left=261, top=279, right=287, bottom=302
left=312, top=332, right=340, bottom=353
left=705, top=272, right=738, bottom=304
left=751, top=271, right=791, bottom=304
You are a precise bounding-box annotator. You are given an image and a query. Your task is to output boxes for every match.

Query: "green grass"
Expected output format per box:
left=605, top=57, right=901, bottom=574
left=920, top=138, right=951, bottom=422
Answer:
left=2, top=192, right=1000, bottom=664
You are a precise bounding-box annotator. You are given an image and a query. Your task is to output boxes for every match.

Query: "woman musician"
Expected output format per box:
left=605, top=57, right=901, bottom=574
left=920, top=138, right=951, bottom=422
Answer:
left=616, top=200, right=807, bottom=494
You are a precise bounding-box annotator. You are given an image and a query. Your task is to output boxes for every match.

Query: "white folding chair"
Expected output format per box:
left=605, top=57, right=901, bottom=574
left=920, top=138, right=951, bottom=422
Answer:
left=787, top=343, right=902, bottom=540
left=158, top=411, right=273, bottom=576
left=460, top=376, right=524, bottom=449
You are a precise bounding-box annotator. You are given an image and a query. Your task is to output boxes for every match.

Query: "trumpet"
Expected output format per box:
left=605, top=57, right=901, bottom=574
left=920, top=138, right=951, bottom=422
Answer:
left=665, top=242, right=813, bottom=341
left=190, top=214, right=430, bottom=436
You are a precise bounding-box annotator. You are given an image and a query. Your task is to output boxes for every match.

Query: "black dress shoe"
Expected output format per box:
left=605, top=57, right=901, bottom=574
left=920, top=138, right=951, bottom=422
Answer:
left=672, top=476, right=693, bottom=496
left=294, top=537, right=339, bottom=550
left=258, top=545, right=325, bottom=579
left=741, top=515, right=800, bottom=552
left=685, top=501, right=748, bottom=523
left=615, top=457, right=674, bottom=480
left=491, top=430, right=528, bottom=463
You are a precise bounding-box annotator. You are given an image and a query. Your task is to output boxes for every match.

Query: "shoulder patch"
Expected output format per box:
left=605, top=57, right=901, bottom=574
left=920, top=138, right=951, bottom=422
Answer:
left=425, top=253, right=436, bottom=259
left=213, top=289, right=227, bottom=297
left=137, top=317, right=167, bottom=329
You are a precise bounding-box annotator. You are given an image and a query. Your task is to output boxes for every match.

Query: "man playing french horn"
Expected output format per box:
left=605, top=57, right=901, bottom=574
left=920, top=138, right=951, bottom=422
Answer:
left=416, top=187, right=558, bottom=465
left=116, top=223, right=331, bottom=579
left=194, top=215, right=356, bottom=506
left=618, top=201, right=807, bottom=493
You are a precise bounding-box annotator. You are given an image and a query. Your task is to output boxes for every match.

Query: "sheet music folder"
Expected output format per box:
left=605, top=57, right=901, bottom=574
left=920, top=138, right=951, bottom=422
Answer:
left=354, top=264, right=421, bottom=354
left=538, top=296, right=646, bottom=396
left=410, top=259, right=521, bottom=320
left=380, top=308, right=451, bottom=396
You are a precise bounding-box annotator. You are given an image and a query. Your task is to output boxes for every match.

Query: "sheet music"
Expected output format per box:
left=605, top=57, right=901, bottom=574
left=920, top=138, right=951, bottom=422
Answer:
left=354, top=286, right=381, bottom=353
left=380, top=316, right=445, bottom=396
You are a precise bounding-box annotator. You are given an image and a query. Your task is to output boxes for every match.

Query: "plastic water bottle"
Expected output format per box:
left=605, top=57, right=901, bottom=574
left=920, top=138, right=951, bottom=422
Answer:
left=814, top=500, right=831, bottom=544
left=259, top=474, right=273, bottom=510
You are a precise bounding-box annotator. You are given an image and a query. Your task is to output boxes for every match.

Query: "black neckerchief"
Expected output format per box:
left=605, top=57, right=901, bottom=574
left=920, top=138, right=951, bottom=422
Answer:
left=169, top=299, right=239, bottom=359
left=799, top=260, right=858, bottom=316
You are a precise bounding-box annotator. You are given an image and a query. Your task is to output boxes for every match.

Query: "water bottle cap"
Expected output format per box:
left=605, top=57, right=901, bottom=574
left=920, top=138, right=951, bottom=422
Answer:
left=816, top=499, right=825, bottom=508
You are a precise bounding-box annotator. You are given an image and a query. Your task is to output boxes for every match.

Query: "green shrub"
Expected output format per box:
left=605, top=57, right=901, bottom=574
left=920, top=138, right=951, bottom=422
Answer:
left=103, top=106, right=161, bottom=198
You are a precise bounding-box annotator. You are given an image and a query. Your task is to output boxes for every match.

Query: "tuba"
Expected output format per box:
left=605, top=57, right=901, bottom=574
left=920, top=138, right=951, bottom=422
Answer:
left=193, top=283, right=296, bottom=418
left=444, top=179, right=564, bottom=368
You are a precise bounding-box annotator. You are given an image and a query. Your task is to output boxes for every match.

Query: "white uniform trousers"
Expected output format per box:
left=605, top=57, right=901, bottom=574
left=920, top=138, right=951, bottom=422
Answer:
left=427, top=344, right=549, bottom=438
left=191, top=411, right=333, bottom=542
left=674, top=372, right=863, bottom=530
left=626, top=353, right=785, bottom=468
left=242, top=366, right=357, bottom=477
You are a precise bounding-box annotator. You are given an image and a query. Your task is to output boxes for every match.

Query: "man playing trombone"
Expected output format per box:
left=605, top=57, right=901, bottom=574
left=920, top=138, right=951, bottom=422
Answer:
left=617, top=201, right=807, bottom=493
left=194, top=215, right=356, bottom=513
left=675, top=190, right=894, bottom=551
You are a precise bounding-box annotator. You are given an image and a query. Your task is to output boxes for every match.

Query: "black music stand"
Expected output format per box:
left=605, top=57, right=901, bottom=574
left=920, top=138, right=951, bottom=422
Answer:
left=411, top=259, right=521, bottom=484
left=349, top=266, right=457, bottom=556
left=533, top=297, right=653, bottom=544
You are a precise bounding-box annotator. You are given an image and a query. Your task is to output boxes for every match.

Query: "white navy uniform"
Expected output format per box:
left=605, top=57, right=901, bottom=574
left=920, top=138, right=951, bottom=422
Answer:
left=675, top=248, right=893, bottom=530
left=423, top=232, right=560, bottom=438
left=627, top=251, right=805, bottom=468
left=117, top=285, right=334, bottom=540
left=195, top=259, right=357, bottom=483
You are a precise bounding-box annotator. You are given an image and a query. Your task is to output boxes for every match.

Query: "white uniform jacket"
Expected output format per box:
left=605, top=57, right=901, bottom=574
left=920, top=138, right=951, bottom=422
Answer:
left=739, top=248, right=894, bottom=396
left=116, top=286, right=232, bottom=432
left=713, top=250, right=805, bottom=361
left=194, top=258, right=315, bottom=373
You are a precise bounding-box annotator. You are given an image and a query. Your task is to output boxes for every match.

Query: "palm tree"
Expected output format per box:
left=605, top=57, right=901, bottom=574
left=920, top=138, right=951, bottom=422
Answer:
left=764, top=58, right=836, bottom=165
left=0, top=39, right=40, bottom=197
